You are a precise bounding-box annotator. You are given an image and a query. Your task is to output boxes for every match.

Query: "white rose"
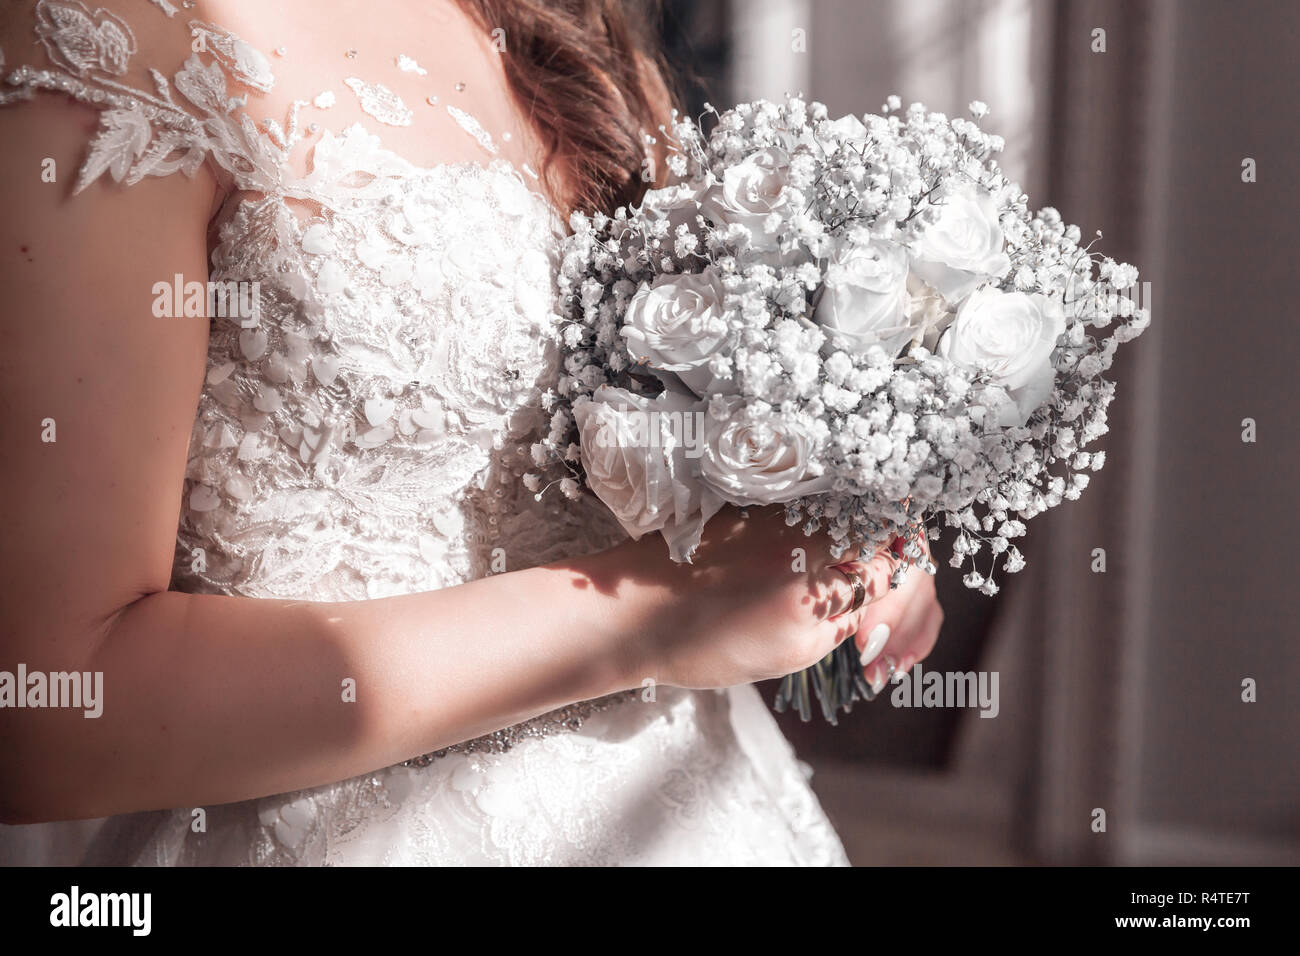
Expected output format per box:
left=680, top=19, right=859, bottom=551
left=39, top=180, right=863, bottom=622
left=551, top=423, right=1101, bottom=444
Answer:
left=636, top=179, right=710, bottom=234
left=700, top=147, right=790, bottom=251
left=901, top=271, right=956, bottom=351
left=621, top=269, right=731, bottom=398
left=574, top=386, right=722, bottom=562
left=937, top=287, right=1066, bottom=426
left=698, top=396, right=833, bottom=506
left=910, top=182, right=1011, bottom=301
left=812, top=113, right=868, bottom=152
left=813, top=240, right=914, bottom=356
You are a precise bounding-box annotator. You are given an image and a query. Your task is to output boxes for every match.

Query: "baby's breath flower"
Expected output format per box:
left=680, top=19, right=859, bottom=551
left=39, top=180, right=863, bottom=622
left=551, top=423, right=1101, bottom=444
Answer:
left=542, top=94, right=1145, bottom=596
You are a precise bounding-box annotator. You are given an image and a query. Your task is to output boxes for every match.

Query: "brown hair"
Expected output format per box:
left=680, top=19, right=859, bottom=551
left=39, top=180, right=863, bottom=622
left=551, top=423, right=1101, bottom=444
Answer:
left=456, top=0, right=677, bottom=217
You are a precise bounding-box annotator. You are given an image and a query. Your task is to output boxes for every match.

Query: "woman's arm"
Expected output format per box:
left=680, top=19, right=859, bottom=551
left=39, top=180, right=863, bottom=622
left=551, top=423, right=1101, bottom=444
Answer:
left=0, top=97, right=895, bottom=824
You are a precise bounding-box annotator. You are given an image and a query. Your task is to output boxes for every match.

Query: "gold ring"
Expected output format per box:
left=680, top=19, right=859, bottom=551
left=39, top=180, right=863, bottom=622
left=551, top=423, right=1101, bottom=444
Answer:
left=835, top=566, right=867, bottom=614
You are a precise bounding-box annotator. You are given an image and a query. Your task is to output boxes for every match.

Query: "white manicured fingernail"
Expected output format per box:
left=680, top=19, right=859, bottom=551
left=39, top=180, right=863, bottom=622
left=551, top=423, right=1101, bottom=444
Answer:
left=861, top=623, right=891, bottom=663
left=867, top=664, right=887, bottom=695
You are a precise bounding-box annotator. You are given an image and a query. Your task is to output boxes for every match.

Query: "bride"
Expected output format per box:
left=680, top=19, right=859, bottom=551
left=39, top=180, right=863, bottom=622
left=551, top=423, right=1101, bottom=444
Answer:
left=0, top=0, right=942, bottom=865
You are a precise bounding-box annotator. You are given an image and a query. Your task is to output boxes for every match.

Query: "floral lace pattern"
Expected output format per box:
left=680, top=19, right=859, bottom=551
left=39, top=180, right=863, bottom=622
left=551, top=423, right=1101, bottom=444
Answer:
left=1, top=0, right=848, bottom=866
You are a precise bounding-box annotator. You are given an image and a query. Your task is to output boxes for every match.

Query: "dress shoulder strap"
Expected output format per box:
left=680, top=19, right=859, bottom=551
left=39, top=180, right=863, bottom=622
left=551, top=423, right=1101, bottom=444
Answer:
left=0, top=0, right=293, bottom=195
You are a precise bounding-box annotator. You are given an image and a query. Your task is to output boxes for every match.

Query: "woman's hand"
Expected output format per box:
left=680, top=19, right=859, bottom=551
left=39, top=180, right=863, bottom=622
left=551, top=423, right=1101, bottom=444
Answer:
left=849, top=536, right=944, bottom=695
left=598, top=505, right=896, bottom=690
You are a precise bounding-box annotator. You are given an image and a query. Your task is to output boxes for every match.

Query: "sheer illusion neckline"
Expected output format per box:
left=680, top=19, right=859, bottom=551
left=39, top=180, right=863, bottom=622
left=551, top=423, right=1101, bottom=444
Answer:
left=1, top=0, right=563, bottom=221
left=295, top=120, right=561, bottom=216
left=203, top=115, right=565, bottom=246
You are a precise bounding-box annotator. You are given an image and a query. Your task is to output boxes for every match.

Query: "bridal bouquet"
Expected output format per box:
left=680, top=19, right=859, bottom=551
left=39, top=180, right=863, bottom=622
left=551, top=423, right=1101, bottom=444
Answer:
left=526, top=95, right=1149, bottom=721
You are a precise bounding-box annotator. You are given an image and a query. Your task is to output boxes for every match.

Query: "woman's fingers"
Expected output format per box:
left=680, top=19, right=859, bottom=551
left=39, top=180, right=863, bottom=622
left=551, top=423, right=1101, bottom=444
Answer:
left=804, top=532, right=934, bottom=679
left=856, top=560, right=944, bottom=693
left=802, top=550, right=898, bottom=664
left=864, top=654, right=899, bottom=696
left=896, top=598, right=944, bottom=673
left=813, top=563, right=864, bottom=623
left=859, top=619, right=892, bottom=663
left=816, top=548, right=896, bottom=621
left=850, top=549, right=900, bottom=604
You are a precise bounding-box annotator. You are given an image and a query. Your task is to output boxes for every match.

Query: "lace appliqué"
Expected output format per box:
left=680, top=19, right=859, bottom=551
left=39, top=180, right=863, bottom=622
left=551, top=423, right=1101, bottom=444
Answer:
left=35, top=0, right=136, bottom=75
left=396, top=53, right=427, bottom=76
left=447, top=103, right=497, bottom=154
left=344, top=76, right=413, bottom=127
left=3, top=1, right=300, bottom=195
left=189, top=19, right=275, bottom=92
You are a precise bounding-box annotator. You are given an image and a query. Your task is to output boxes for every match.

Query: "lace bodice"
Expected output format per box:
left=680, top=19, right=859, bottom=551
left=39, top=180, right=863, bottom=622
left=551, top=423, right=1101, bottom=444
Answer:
left=3, top=0, right=612, bottom=599
left=183, top=141, right=586, bottom=601
left=0, top=0, right=848, bottom=866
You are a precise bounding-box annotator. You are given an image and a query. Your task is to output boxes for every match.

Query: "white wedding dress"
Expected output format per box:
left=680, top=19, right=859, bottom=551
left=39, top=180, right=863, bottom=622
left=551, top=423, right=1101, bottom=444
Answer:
left=0, top=0, right=848, bottom=865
